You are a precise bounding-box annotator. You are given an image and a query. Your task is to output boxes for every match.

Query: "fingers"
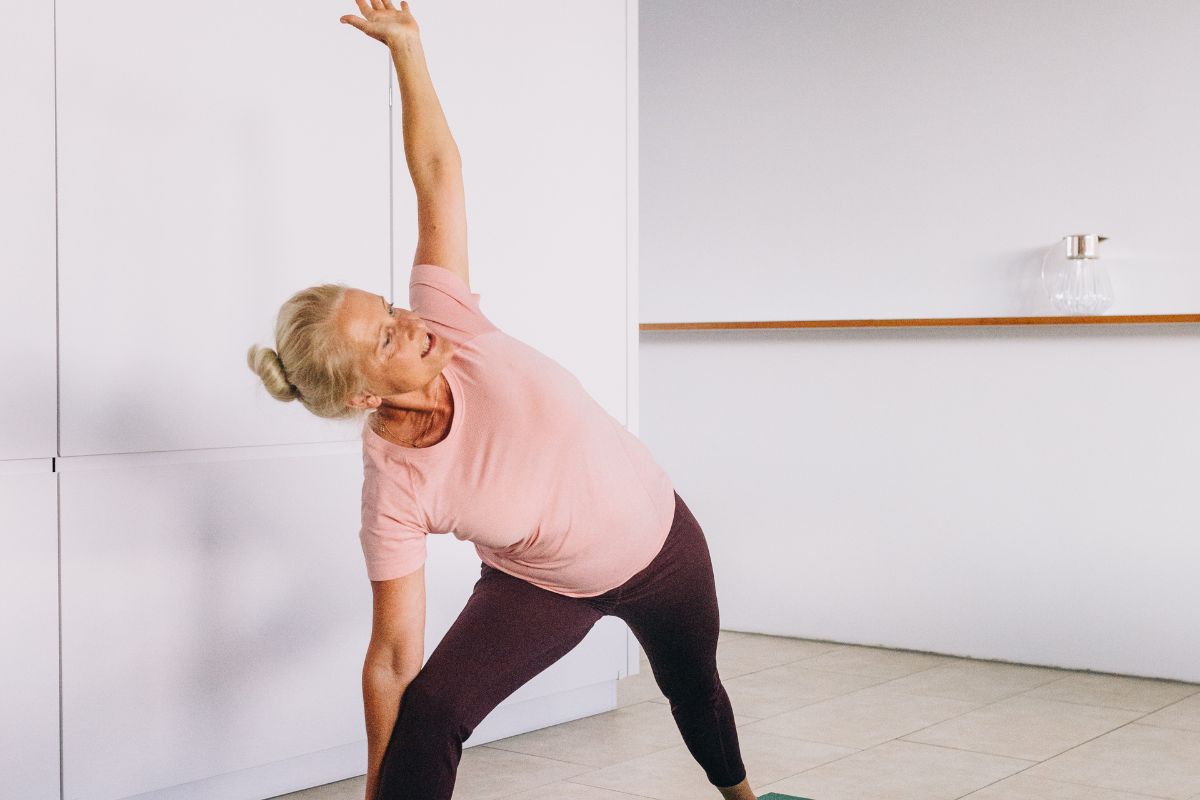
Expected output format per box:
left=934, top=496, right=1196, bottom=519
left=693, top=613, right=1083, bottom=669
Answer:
left=356, top=0, right=404, bottom=17
left=343, top=0, right=409, bottom=38
left=340, top=14, right=372, bottom=36
left=341, top=13, right=386, bottom=42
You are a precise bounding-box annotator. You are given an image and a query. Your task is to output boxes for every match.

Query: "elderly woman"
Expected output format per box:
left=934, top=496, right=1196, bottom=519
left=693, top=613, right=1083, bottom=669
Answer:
left=247, top=3, right=753, bottom=799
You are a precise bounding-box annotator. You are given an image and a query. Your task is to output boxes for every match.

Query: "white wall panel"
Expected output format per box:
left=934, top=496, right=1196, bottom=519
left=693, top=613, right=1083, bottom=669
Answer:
left=0, top=0, right=57, bottom=459
left=641, top=326, right=1200, bottom=683
left=0, top=470, right=60, bottom=800
left=60, top=451, right=625, bottom=799
left=60, top=453, right=375, bottom=799
left=56, top=0, right=391, bottom=456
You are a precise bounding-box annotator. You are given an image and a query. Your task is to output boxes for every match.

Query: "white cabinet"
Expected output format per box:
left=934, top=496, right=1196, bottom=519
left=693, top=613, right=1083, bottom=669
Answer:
left=55, top=0, right=390, bottom=455
left=12, top=0, right=637, bottom=797
left=60, top=454, right=369, bottom=799
left=1, top=1, right=62, bottom=798
left=59, top=453, right=631, bottom=800
left=0, top=0, right=56, bottom=459
left=0, top=470, right=60, bottom=800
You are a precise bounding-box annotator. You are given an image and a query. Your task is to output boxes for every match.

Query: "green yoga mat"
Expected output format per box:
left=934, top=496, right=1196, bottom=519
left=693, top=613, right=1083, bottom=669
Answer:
left=758, top=794, right=814, bottom=800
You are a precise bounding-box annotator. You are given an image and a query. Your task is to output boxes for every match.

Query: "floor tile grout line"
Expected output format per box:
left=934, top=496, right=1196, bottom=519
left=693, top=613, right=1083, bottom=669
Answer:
left=477, top=701, right=694, bottom=767
left=1002, top=694, right=1200, bottom=714
left=560, top=781, right=664, bottom=800
left=488, top=763, right=665, bottom=800
left=958, top=771, right=1177, bottom=800
left=716, top=650, right=951, bottom=691
left=746, top=739, right=871, bottom=791
left=483, top=755, right=668, bottom=800
left=560, top=776, right=675, bottom=800
left=1136, top=718, right=1200, bottom=734
left=1132, top=686, right=1200, bottom=718
left=949, top=711, right=1183, bottom=800
left=876, top=671, right=1175, bottom=745
left=696, top=648, right=1075, bottom=738
left=956, top=768, right=1178, bottom=800
left=892, top=734, right=1059, bottom=763
left=685, top=672, right=940, bottom=725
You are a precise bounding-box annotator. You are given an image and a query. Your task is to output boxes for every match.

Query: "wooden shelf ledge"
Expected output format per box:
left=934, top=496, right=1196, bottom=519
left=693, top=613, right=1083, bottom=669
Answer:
left=640, top=314, right=1200, bottom=331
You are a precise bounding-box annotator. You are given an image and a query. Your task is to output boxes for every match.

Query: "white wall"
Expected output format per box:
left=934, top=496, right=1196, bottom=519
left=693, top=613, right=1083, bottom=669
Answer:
left=639, top=0, right=1200, bottom=683
left=641, top=0, right=1200, bottom=322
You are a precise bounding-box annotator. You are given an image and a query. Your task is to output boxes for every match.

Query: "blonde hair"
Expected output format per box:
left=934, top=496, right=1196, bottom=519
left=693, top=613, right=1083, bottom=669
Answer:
left=246, top=283, right=370, bottom=420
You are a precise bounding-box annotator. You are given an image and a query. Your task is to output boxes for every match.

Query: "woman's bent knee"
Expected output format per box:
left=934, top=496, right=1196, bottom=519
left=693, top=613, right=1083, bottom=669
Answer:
left=394, top=677, right=473, bottom=738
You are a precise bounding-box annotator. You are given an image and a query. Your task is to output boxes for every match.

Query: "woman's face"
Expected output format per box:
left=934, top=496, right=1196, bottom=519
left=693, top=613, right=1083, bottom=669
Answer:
left=338, top=288, right=456, bottom=403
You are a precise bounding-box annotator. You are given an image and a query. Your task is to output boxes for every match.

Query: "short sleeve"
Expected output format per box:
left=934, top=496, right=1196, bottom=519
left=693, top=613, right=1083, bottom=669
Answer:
left=409, top=263, right=499, bottom=346
left=359, top=454, right=428, bottom=581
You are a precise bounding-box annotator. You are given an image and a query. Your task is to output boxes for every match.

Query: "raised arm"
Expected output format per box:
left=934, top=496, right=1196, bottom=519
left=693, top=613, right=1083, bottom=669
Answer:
left=341, top=1, right=470, bottom=287
left=341, top=0, right=459, bottom=168
left=389, top=25, right=460, bottom=176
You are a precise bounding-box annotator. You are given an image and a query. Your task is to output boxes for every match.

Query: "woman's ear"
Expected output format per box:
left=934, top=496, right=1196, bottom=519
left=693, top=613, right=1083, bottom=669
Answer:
left=345, top=392, right=381, bottom=412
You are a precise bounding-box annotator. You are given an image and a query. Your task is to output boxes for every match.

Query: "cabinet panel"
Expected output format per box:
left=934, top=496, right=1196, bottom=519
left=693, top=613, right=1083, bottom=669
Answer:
left=56, top=0, right=391, bottom=456
left=61, top=454, right=368, bottom=798
left=0, top=0, right=57, bottom=459
left=0, top=472, right=60, bottom=800
left=61, top=452, right=624, bottom=798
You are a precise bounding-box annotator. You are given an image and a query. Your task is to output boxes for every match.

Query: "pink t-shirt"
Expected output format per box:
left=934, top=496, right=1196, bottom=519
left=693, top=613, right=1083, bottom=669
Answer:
left=359, top=264, right=676, bottom=597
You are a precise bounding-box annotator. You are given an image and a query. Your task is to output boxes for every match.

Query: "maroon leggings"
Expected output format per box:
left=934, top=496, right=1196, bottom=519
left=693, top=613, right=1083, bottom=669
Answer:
left=373, top=490, right=746, bottom=798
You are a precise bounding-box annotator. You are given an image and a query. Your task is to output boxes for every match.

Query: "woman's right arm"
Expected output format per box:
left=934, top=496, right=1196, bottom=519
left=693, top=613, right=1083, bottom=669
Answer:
left=360, top=564, right=427, bottom=799
left=362, top=664, right=412, bottom=800
left=390, top=32, right=462, bottom=176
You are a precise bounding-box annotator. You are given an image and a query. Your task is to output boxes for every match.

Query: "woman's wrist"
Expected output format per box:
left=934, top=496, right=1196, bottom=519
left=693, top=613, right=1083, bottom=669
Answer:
left=386, top=32, right=421, bottom=54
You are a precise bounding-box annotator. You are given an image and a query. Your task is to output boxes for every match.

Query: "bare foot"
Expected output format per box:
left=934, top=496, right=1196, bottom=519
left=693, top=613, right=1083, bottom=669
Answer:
left=716, top=776, right=756, bottom=800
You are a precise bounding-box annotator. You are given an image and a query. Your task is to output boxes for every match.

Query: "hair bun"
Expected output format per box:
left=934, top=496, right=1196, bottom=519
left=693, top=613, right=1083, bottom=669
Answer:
left=246, top=343, right=298, bottom=403
left=275, top=352, right=300, bottom=396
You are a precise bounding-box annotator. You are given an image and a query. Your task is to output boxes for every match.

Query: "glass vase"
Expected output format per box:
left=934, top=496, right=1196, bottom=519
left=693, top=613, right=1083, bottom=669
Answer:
left=1041, top=234, right=1114, bottom=315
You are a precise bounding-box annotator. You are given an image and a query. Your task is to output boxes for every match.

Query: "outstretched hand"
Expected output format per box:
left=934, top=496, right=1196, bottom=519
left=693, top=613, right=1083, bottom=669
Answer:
left=341, top=0, right=420, bottom=47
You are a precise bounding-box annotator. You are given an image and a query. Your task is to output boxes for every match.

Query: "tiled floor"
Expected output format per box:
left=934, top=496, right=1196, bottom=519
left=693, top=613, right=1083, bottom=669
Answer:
left=278, top=631, right=1200, bottom=800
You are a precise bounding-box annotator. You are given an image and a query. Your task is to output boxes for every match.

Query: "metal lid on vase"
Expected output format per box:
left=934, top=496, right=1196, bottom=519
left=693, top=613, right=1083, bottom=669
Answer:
left=1065, top=234, right=1108, bottom=260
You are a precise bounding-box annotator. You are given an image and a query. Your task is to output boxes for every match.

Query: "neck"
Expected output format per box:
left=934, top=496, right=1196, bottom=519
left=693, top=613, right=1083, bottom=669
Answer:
left=377, top=372, right=444, bottom=418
